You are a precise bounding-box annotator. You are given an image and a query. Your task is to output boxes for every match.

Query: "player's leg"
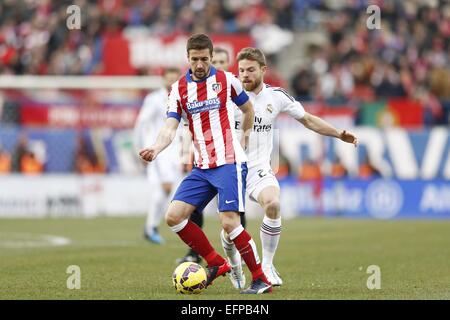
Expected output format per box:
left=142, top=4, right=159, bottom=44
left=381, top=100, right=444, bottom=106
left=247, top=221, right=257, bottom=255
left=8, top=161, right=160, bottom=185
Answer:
left=218, top=170, right=249, bottom=279
left=144, top=165, right=166, bottom=244
left=167, top=168, right=230, bottom=286
left=215, top=163, right=271, bottom=294
left=219, top=214, right=244, bottom=288
left=244, top=164, right=283, bottom=286
left=144, top=185, right=165, bottom=243
left=219, top=211, right=243, bottom=283
left=144, top=158, right=180, bottom=244
left=216, top=167, right=244, bottom=289
left=256, top=185, right=283, bottom=286
left=175, top=209, right=203, bottom=264
left=240, top=212, right=247, bottom=229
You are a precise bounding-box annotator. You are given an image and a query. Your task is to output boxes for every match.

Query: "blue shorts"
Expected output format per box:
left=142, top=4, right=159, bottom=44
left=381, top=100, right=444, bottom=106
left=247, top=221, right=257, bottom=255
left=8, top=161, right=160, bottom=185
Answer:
left=173, top=163, right=248, bottom=213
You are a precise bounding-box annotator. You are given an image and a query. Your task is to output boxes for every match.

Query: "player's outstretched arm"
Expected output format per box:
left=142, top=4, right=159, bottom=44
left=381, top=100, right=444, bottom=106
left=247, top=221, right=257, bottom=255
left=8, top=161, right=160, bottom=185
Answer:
left=238, top=100, right=255, bottom=150
left=139, top=117, right=180, bottom=162
left=298, top=112, right=358, bottom=147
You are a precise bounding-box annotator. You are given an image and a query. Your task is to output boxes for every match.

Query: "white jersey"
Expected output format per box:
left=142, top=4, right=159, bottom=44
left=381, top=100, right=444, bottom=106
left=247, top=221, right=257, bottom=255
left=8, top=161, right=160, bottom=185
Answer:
left=234, top=84, right=306, bottom=169
left=134, top=88, right=181, bottom=178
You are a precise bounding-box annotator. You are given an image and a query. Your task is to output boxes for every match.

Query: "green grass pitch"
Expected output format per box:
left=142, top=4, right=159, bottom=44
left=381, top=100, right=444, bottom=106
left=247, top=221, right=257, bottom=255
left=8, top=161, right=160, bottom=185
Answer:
left=0, top=216, right=449, bottom=299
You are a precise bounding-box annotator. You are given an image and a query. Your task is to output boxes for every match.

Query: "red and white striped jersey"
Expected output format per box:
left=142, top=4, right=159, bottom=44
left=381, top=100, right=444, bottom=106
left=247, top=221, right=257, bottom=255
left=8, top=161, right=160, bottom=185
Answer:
left=167, top=66, right=249, bottom=169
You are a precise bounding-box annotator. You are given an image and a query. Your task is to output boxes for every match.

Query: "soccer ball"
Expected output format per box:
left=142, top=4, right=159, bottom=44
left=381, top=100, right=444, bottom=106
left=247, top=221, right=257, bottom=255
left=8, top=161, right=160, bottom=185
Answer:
left=172, top=262, right=207, bottom=294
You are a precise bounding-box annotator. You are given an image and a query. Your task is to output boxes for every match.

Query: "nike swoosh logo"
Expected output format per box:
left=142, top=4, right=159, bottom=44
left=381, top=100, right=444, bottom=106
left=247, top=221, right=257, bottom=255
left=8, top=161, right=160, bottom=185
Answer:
left=225, top=200, right=235, bottom=204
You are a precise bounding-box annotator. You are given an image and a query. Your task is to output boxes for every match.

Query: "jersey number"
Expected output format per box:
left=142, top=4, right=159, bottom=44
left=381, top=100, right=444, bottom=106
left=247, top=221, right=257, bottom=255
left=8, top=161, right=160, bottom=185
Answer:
left=257, top=169, right=267, bottom=178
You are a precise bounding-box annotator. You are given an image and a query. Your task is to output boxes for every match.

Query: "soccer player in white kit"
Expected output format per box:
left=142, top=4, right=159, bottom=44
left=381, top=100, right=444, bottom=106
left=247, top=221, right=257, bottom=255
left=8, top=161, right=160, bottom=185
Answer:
left=221, top=47, right=358, bottom=287
left=133, top=68, right=182, bottom=244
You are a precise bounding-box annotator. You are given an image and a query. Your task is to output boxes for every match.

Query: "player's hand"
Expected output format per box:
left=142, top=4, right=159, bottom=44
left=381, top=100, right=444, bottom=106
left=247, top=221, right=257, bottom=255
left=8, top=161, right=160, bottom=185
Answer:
left=340, top=130, right=358, bottom=147
left=139, top=147, right=160, bottom=162
left=240, top=135, right=250, bottom=151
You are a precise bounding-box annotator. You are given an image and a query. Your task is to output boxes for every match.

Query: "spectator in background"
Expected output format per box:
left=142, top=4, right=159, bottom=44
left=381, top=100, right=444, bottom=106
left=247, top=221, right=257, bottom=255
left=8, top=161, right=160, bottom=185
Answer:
left=358, top=154, right=381, bottom=179
left=0, top=145, right=12, bottom=174
left=74, top=135, right=105, bottom=174
left=290, top=68, right=315, bottom=102
left=298, top=157, right=322, bottom=181
left=20, top=150, right=43, bottom=175
left=329, top=155, right=348, bottom=179
left=11, top=134, right=29, bottom=173
left=274, top=151, right=291, bottom=181
left=371, top=61, right=406, bottom=98
left=250, top=10, right=293, bottom=60
left=319, top=61, right=354, bottom=104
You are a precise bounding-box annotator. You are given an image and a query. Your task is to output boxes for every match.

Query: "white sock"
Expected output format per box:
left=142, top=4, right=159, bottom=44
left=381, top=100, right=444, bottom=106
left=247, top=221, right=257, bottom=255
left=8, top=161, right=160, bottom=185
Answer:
left=260, top=216, right=281, bottom=266
left=145, top=188, right=162, bottom=234
left=155, top=191, right=170, bottom=228
left=220, top=229, right=242, bottom=267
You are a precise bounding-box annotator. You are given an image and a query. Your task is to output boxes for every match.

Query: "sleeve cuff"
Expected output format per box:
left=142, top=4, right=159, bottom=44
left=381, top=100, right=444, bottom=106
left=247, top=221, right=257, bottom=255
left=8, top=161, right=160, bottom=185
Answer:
left=167, top=112, right=181, bottom=122
left=232, top=91, right=249, bottom=106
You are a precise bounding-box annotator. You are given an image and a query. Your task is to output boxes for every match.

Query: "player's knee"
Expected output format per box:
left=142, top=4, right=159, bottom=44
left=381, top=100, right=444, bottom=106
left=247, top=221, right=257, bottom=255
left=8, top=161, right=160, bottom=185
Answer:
left=221, top=217, right=240, bottom=234
left=264, top=198, right=280, bottom=219
left=165, top=210, right=182, bottom=227
left=221, top=222, right=234, bottom=234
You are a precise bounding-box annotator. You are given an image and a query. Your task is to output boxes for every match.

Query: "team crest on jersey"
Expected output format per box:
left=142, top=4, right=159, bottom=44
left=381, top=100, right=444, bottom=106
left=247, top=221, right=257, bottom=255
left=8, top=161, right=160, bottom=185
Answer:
left=211, top=83, right=222, bottom=93
left=266, top=104, right=273, bottom=113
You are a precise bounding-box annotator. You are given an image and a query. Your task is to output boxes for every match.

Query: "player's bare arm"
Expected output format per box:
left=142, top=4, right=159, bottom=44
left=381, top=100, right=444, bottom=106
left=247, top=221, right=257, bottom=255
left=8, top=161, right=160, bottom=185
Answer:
left=298, top=112, right=358, bottom=146
left=181, top=124, right=194, bottom=170
left=238, top=100, right=255, bottom=150
left=139, top=117, right=180, bottom=162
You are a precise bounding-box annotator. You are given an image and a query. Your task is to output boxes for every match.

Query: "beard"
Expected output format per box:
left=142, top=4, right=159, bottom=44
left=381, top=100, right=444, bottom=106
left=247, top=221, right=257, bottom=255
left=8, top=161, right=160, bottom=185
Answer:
left=242, top=77, right=262, bottom=92
left=194, top=68, right=207, bottom=80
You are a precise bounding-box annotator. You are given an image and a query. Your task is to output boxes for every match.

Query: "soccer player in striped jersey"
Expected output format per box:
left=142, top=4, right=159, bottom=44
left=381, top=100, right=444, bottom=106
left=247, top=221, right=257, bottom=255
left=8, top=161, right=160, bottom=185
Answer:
left=140, top=34, right=272, bottom=294
left=220, top=47, right=358, bottom=287
left=175, top=47, right=247, bottom=276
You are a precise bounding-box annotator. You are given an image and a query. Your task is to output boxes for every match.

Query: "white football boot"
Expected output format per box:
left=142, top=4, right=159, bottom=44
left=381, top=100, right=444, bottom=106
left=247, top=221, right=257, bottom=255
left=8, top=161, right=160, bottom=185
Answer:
left=263, top=264, right=283, bottom=286
left=228, top=262, right=246, bottom=290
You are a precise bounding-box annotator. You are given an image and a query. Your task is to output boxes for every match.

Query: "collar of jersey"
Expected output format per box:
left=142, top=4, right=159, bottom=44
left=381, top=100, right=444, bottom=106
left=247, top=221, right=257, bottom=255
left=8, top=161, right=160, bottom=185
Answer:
left=186, top=66, right=217, bottom=83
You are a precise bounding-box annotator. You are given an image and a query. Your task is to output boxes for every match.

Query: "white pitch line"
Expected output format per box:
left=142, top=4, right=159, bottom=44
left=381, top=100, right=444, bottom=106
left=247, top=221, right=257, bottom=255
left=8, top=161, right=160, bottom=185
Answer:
left=0, top=232, right=72, bottom=249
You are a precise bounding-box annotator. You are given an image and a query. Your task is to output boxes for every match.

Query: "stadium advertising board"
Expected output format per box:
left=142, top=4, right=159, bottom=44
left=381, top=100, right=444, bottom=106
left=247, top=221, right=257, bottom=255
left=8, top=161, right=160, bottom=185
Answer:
left=280, top=178, right=450, bottom=219
left=105, top=33, right=253, bottom=74
left=0, top=175, right=149, bottom=218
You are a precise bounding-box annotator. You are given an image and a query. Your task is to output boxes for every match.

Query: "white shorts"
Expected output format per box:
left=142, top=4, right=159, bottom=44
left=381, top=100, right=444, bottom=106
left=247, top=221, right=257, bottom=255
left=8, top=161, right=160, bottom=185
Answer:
left=146, top=155, right=181, bottom=185
left=246, top=163, right=280, bottom=202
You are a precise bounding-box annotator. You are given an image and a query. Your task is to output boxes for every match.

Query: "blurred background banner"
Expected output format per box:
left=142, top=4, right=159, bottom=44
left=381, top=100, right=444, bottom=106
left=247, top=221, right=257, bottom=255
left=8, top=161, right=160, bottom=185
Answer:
left=0, top=175, right=149, bottom=218
left=1, top=123, right=449, bottom=219
left=127, top=33, right=253, bottom=73
left=279, top=178, right=450, bottom=219
left=0, top=0, right=449, bottom=220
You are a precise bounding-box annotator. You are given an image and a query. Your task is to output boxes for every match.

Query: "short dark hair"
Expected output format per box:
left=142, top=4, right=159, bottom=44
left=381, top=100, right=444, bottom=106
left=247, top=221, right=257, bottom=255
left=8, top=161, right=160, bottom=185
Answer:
left=236, top=47, right=267, bottom=67
left=186, top=33, right=213, bottom=55
left=213, top=47, right=230, bottom=61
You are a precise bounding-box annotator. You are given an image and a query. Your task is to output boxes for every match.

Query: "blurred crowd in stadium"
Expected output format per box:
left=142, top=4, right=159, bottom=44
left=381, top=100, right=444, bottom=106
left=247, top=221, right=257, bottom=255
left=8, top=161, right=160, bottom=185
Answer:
left=0, top=0, right=449, bottom=178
